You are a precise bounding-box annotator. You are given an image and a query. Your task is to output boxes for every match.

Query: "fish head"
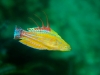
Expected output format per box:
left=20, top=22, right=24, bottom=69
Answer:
left=58, top=40, right=71, bottom=51
left=14, top=25, right=22, bottom=39
left=60, top=44, right=71, bottom=51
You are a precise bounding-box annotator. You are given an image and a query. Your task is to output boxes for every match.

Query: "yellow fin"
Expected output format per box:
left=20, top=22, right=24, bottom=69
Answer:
left=19, top=37, right=50, bottom=50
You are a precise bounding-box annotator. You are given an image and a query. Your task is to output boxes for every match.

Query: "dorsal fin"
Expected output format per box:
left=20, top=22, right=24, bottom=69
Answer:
left=34, top=14, right=45, bottom=28
left=42, top=11, right=49, bottom=28
left=28, top=17, right=40, bottom=28
left=42, top=11, right=51, bottom=31
left=28, top=12, right=51, bottom=31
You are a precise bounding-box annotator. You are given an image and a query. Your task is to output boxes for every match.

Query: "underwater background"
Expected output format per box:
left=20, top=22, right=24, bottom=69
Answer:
left=0, top=0, right=100, bottom=75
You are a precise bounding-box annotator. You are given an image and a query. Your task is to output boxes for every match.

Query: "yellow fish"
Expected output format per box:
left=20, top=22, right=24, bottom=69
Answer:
left=14, top=13, right=71, bottom=51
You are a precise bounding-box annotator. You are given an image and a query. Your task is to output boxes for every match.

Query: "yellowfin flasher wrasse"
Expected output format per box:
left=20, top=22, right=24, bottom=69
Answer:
left=14, top=13, right=71, bottom=51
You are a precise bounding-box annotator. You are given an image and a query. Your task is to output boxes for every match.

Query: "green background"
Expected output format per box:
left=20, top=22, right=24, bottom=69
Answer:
left=0, top=0, right=100, bottom=75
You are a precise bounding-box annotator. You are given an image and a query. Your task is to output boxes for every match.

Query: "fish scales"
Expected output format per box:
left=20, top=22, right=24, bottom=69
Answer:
left=20, top=37, right=48, bottom=50
left=20, top=32, right=52, bottom=50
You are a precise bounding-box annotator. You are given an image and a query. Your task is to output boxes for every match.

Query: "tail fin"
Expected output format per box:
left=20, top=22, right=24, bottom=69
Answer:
left=14, top=25, right=22, bottom=39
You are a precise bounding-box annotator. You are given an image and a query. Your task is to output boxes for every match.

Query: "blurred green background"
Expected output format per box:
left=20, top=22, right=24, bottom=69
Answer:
left=0, top=0, right=100, bottom=75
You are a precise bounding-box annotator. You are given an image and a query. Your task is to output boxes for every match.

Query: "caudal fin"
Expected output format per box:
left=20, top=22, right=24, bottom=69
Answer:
left=14, top=25, right=22, bottom=39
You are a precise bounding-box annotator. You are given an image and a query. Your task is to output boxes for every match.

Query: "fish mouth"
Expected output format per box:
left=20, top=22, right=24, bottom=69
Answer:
left=61, top=46, right=71, bottom=51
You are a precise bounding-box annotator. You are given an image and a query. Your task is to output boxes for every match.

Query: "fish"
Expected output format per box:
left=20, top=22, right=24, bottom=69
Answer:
left=14, top=12, right=71, bottom=51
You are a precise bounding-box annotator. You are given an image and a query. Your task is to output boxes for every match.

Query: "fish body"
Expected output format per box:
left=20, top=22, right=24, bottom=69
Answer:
left=14, top=13, right=71, bottom=51
left=14, top=26, right=71, bottom=51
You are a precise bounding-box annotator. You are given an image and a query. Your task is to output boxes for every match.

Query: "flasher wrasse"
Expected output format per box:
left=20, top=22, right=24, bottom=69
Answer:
left=14, top=13, right=71, bottom=51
